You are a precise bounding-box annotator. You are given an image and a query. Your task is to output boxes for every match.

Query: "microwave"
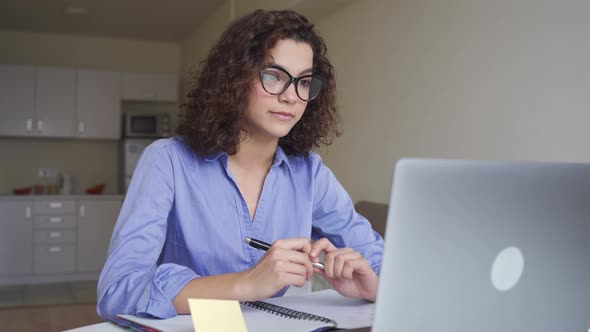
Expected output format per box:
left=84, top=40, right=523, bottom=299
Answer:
left=124, top=113, right=171, bottom=138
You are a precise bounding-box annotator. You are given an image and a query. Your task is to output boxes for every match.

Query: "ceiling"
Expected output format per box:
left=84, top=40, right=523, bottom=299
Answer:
left=0, top=0, right=224, bottom=42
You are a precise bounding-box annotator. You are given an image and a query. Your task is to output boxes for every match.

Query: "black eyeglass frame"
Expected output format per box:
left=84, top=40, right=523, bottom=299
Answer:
left=258, top=65, right=324, bottom=102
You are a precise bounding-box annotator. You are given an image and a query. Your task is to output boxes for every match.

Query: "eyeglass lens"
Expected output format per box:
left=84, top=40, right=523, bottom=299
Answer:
left=260, top=67, right=323, bottom=101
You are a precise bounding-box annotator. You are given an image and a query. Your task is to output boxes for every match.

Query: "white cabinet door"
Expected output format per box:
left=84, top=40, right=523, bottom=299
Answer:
left=0, top=64, right=36, bottom=136
left=122, top=72, right=178, bottom=102
left=35, top=67, right=76, bottom=137
left=77, top=69, right=122, bottom=139
left=77, top=199, right=122, bottom=272
left=0, top=201, right=33, bottom=276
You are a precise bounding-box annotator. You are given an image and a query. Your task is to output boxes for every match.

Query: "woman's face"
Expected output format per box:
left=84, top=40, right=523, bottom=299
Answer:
left=245, top=38, right=313, bottom=143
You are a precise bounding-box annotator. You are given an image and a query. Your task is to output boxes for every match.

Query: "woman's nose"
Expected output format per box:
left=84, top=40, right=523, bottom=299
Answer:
left=279, top=82, right=298, bottom=103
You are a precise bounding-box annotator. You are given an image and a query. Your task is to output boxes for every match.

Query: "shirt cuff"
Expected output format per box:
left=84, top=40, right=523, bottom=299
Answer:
left=136, top=263, right=199, bottom=319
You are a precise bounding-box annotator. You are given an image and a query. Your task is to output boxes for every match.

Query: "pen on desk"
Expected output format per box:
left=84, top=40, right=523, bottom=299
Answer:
left=243, top=237, right=325, bottom=270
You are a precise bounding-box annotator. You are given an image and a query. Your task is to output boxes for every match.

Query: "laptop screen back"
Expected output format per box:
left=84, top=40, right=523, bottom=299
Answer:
left=373, top=159, right=590, bottom=331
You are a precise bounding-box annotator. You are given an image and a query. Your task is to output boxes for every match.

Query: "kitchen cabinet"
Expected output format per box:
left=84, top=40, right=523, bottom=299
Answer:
left=0, top=64, right=36, bottom=136
left=1, top=64, right=177, bottom=139
left=33, top=199, right=77, bottom=273
left=76, top=69, right=122, bottom=139
left=0, top=201, right=33, bottom=276
left=121, top=72, right=178, bottom=102
left=0, top=195, right=123, bottom=286
left=77, top=199, right=121, bottom=272
left=35, top=66, right=77, bottom=137
left=0, top=66, right=76, bottom=138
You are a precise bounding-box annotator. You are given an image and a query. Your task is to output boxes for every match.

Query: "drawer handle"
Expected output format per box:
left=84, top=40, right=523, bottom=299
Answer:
left=49, top=232, right=62, bottom=238
left=49, top=217, right=63, bottom=223
left=49, top=247, right=63, bottom=253
left=49, top=202, right=63, bottom=208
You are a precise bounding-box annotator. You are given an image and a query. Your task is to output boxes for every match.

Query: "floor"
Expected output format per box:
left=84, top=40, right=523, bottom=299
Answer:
left=0, top=281, right=103, bottom=332
left=0, top=303, right=104, bottom=332
left=0, top=281, right=97, bottom=308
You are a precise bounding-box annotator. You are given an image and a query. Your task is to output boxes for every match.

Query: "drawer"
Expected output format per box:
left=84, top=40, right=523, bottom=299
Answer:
left=34, top=215, right=76, bottom=229
left=34, top=229, right=75, bottom=244
left=33, top=200, right=75, bottom=215
left=34, top=245, right=75, bottom=274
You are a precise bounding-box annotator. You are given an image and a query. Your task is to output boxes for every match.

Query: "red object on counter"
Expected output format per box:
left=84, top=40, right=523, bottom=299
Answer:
left=85, top=184, right=105, bottom=195
left=13, top=187, right=33, bottom=195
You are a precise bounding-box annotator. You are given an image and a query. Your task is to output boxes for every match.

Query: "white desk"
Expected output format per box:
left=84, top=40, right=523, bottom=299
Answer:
left=65, top=322, right=124, bottom=332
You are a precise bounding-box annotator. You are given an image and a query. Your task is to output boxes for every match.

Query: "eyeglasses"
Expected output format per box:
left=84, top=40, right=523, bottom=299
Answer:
left=259, top=65, right=324, bottom=101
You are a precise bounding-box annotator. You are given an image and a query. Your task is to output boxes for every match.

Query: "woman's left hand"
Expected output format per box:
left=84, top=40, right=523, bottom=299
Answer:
left=310, top=238, right=379, bottom=302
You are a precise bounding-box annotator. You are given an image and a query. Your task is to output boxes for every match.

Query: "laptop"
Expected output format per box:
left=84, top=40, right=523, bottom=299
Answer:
left=371, top=159, right=590, bottom=331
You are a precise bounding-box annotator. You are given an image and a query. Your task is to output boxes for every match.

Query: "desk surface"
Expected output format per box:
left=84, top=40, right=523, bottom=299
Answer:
left=65, top=322, right=124, bottom=332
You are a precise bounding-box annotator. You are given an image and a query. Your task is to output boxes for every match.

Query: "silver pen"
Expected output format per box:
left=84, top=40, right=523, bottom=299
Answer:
left=244, top=237, right=325, bottom=270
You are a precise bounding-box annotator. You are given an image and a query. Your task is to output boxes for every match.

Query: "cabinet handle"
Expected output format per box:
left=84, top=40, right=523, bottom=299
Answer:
left=78, top=121, right=85, bottom=134
left=49, top=217, right=63, bottom=223
left=37, top=119, right=44, bottom=132
left=49, top=232, right=62, bottom=238
left=25, top=206, right=32, bottom=219
left=49, top=247, right=63, bottom=253
left=49, top=202, right=63, bottom=208
left=79, top=205, right=86, bottom=217
left=26, top=119, right=33, bottom=132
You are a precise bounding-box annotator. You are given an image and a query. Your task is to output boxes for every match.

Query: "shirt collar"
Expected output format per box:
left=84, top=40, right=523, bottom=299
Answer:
left=272, top=146, right=291, bottom=170
left=203, top=146, right=292, bottom=170
left=204, top=151, right=225, bottom=162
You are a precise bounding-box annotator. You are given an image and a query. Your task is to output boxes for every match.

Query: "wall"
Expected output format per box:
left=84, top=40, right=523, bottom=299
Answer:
left=180, top=1, right=231, bottom=95
left=316, top=0, right=590, bottom=204
left=0, top=30, right=180, bottom=194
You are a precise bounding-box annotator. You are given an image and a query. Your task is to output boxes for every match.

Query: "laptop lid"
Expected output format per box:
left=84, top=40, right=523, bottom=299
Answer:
left=373, top=159, right=590, bottom=331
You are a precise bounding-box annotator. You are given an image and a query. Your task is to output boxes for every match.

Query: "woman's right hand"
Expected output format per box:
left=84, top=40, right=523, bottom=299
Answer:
left=238, top=237, right=314, bottom=300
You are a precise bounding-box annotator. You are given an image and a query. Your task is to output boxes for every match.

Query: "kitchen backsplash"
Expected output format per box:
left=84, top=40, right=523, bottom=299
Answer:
left=0, top=138, right=118, bottom=195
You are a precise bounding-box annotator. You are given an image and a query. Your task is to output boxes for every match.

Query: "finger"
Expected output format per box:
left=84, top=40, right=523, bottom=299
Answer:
left=330, top=249, right=356, bottom=278
left=273, top=237, right=312, bottom=254
left=322, top=247, right=336, bottom=278
left=340, top=254, right=365, bottom=279
left=271, top=248, right=314, bottom=280
left=310, top=238, right=337, bottom=258
left=278, top=271, right=308, bottom=288
left=274, top=259, right=309, bottom=279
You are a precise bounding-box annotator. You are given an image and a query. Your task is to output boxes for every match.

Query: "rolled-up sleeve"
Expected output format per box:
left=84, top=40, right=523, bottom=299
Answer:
left=310, top=154, right=384, bottom=275
left=97, top=141, right=197, bottom=320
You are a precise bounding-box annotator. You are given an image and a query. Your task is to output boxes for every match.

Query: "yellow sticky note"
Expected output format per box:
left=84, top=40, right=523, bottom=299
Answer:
left=188, top=298, right=248, bottom=332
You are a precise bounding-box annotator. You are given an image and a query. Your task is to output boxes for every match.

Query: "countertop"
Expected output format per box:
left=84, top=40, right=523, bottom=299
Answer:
left=0, top=194, right=124, bottom=200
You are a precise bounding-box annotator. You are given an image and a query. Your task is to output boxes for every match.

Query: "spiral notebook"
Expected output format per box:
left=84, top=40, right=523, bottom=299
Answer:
left=115, top=289, right=374, bottom=332
left=241, top=298, right=338, bottom=331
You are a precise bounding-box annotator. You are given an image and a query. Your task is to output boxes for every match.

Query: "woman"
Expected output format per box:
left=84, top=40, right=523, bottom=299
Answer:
left=97, top=9, right=383, bottom=320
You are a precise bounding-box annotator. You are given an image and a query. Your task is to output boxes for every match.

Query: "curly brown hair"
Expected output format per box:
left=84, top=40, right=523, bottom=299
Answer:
left=177, top=9, right=340, bottom=156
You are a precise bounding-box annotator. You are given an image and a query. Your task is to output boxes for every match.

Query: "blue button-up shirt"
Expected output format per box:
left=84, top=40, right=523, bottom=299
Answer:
left=97, top=137, right=383, bottom=320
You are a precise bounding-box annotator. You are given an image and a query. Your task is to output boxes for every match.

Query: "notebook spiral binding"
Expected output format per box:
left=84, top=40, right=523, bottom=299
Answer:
left=242, top=300, right=338, bottom=328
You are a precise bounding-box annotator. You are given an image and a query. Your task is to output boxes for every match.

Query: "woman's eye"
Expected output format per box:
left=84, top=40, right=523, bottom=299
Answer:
left=298, top=78, right=311, bottom=88
left=262, top=72, right=280, bottom=82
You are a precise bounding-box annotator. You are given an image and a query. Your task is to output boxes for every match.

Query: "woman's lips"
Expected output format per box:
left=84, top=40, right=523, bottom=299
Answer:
left=269, top=111, right=294, bottom=120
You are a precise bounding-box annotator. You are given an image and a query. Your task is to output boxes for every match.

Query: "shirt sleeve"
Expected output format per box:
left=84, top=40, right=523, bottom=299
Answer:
left=310, top=154, right=384, bottom=275
left=97, top=141, right=198, bottom=320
